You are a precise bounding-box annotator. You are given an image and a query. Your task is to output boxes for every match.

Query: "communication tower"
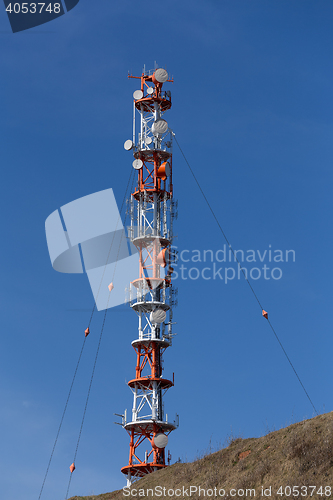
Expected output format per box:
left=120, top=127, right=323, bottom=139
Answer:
left=119, top=66, right=178, bottom=487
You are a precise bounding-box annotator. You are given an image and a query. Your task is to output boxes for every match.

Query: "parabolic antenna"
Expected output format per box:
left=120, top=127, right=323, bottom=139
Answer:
left=133, top=90, right=143, bottom=100
left=150, top=309, right=167, bottom=324
left=152, top=119, right=168, bottom=136
left=147, top=87, right=154, bottom=95
left=132, top=159, right=143, bottom=170
left=153, top=68, right=169, bottom=83
left=124, top=140, right=134, bottom=151
left=157, top=161, right=171, bottom=180
left=163, top=161, right=171, bottom=177
left=146, top=137, right=153, bottom=145
left=156, top=247, right=169, bottom=267
left=153, top=433, right=168, bottom=449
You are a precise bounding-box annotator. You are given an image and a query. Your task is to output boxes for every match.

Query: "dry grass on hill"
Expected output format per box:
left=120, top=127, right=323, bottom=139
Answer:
left=69, top=412, right=333, bottom=500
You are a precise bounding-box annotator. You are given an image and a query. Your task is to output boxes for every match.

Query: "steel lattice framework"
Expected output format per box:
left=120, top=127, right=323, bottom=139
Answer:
left=118, top=67, right=178, bottom=487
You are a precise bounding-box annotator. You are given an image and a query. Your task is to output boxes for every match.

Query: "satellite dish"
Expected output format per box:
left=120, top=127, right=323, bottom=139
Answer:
left=150, top=309, right=167, bottom=324
left=147, top=87, right=154, bottom=95
left=146, top=137, right=153, bottom=145
left=157, top=161, right=171, bottom=179
left=163, top=162, right=171, bottom=177
left=153, top=68, right=168, bottom=83
left=153, top=433, right=168, bottom=449
left=156, top=248, right=169, bottom=267
left=132, top=159, right=143, bottom=170
left=166, top=90, right=171, bottom=98
left=152, top=119, right=168, bottom=136
left=156, top=162, right=171, bottom=180
left=124, top=140, right=134, bottom=151
left=133, top=90, right=143, bottom=100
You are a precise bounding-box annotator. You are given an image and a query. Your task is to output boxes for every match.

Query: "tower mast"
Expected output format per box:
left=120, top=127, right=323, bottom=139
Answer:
left=120, top=67, right=178, bottom=487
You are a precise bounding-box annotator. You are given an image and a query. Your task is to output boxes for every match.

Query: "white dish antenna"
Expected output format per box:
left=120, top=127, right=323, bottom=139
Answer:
left=150, top=309, right=167, bottom=324
left=124, top=140, right=134, bottom=151
left=132, top=159, right=143, bottom=170
left=152, top=119, right=168, bottom=136
left=153, top=433, right=168, bottom=449
left=147, top=87, right=154, bottom=95
left=145, top=137, right=153, bottom=145
left=154, top=68, right=168, bottom=83
left=133, top=90, right=143, bottom=100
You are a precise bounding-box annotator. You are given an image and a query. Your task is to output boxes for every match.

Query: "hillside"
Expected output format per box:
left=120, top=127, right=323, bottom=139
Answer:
left=69, top=412, right=333, bottom=500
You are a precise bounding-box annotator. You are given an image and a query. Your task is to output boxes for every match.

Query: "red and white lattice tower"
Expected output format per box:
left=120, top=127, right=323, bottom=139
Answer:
left=119, top=66, right=179, bottom=487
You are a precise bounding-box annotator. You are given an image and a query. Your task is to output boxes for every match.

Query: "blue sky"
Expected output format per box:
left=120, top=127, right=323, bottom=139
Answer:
left=1, top=1, right=333, bottom=499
